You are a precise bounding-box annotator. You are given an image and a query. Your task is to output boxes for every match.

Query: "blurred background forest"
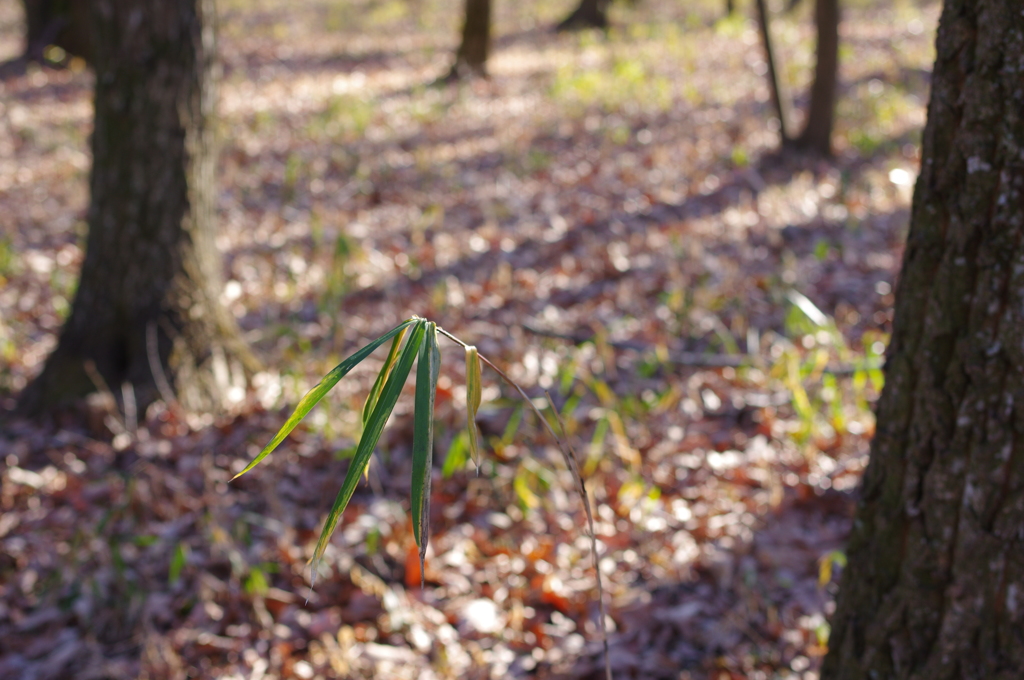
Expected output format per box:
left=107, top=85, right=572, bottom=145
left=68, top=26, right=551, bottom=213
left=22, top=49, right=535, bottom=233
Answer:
left=0, top=0, right=938, bottom=678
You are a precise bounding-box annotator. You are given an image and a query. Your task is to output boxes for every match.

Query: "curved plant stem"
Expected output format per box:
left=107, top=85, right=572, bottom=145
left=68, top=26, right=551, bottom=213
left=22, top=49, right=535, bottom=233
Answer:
left=437, top=326, right=613, bottom=680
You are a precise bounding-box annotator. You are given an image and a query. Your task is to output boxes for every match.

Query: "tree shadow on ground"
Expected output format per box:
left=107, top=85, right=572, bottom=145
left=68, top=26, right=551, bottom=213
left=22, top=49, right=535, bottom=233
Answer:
left=562, top=485, right=855, bottom=679
left=0, top=115, right=908, bottom=671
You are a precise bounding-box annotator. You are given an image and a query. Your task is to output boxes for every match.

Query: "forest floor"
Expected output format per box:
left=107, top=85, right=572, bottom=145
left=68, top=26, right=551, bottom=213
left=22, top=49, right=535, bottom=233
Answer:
left=0, top=0, right=939, bottom=678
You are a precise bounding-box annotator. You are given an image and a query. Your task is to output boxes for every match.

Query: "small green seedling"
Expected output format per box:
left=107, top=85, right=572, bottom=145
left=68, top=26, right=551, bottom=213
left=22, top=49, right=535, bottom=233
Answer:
left=231, top=316, right=602, bottom=594
left=231, top=316, right=621, bottom=679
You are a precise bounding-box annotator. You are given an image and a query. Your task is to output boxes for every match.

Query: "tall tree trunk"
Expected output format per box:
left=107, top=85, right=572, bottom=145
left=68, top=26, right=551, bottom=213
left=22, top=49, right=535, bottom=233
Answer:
left=18, top=0, right=259, bottom=416
left=556, top=0, right=610, bottom=32
left=21, top=0, right=92, bottom=63
left=822, top=0, right=1024, bottom=677
left=445, top=0, right=491, bottom=80
left=793, top=0, right=839, bottom=155
left=754, top=0, right=792, bottom=140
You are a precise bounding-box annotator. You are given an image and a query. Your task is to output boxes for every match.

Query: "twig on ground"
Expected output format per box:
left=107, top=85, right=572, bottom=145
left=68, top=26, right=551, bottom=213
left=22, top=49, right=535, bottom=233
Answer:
left=521, top=321, right=883, bottom=375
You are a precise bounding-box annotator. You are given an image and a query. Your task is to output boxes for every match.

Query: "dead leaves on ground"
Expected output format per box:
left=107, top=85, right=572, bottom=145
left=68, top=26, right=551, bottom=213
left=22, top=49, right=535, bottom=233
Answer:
left=0, top=0, right=940, bottom=677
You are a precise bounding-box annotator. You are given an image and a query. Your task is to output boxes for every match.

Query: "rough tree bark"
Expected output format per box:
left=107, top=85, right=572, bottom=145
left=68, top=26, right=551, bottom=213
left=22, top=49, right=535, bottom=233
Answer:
left=822, top=0, right=1024, bottom=678
left=556, top=0, right=610, bottom=32
left=444, top=0, right=491, bottom=80
left=792, top=0, right=839, bottom=155
left=18, top=0, right=259, bottom=416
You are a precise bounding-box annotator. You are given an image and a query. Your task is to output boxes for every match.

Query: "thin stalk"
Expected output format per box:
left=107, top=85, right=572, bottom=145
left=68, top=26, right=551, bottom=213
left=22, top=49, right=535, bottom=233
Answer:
left=437, top=326, right=613, bottom=680
left=755, top=0, right=792, bottom=140
left=546, top=390, right=612, bottom=680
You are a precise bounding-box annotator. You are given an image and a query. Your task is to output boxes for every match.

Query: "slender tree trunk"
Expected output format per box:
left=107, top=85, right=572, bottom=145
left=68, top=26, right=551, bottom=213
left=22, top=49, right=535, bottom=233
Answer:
left=556, top=0, right=610, bottom=32
left=793, top=0, right=839, bottom=155
left=444, top=0, right=491, bottom=80
left=822, top=0, right=1024, bottom=677
left=21, top=0, right=92, bottom=63
left=18, top=0, right=259, bottom=416
left=754, top=0, right=791, bottom=140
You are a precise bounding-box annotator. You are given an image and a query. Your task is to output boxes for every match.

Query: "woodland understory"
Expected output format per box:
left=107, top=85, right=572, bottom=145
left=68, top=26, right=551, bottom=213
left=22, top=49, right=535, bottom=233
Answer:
left=0, top=0, right=937, bottom=678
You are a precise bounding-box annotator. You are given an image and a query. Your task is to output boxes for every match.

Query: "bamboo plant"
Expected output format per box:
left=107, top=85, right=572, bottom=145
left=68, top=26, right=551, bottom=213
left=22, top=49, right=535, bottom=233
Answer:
left=233, top=315, right=611, bottom=677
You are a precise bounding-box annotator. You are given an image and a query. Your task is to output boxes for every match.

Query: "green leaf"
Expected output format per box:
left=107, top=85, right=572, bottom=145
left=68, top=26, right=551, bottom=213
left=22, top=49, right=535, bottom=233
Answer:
left=245, top=567, right=269, bottom=596
left=442, top=431, right=469, bottom=478
left=232, top=318, right=420, bottom=480
left=787, top=289, right=829, bottom=328
left=502, top=403, right=524, bottom=445
left=588, top=415, right=609, bottom=465
left=312, top=321, right=427, bottom=569
left=465, top=345, right=483, bottom=468
left=411, top=322, right=440, bottom=574
left=169, top=542, right=188, bottom=585
left=514, top=465, right=540, bottom=509
left=818, top=550, right=847, bottom=587
left=362, top=326, right=409, bottom=425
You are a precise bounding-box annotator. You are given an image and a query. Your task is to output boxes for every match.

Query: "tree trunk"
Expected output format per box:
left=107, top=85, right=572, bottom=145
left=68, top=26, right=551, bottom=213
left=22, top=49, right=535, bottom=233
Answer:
left=21, top=0, right=92, bottom=63
left=445, top=0, right=491, bottom=80
left=822, top=1, right=1024, bottom=677
left=754, top=0, right=792, bottom=140
left=556, top=0, right=610, bottom=32
left=792, top=0, right=839, bottom=155
left=18, top=0, right=259, bottom=416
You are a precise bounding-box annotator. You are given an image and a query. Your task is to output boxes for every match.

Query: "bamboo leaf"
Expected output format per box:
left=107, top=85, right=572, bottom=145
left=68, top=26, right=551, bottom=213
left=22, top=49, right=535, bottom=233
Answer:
left=312, top=321, right=427, bottom=568
left=362, top=326, right=408, bottom=425
left=232, top=318, right=420, bottom=481
left=465, top=345, right=483, bottom=468
left=411, top=322, right=440, bottom=577
left=787, top=289, right=830, bottom=328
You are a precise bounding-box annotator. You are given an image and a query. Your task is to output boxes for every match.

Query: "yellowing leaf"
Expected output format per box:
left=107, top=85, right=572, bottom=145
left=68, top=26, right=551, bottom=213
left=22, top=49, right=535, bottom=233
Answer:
left=514, top=469, right=540, bottom=509
left=818, top=550, right=847, bottom=587
left=465, top=345, right=483, bottom=468
left=363, top=326, right=408, bottom=425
